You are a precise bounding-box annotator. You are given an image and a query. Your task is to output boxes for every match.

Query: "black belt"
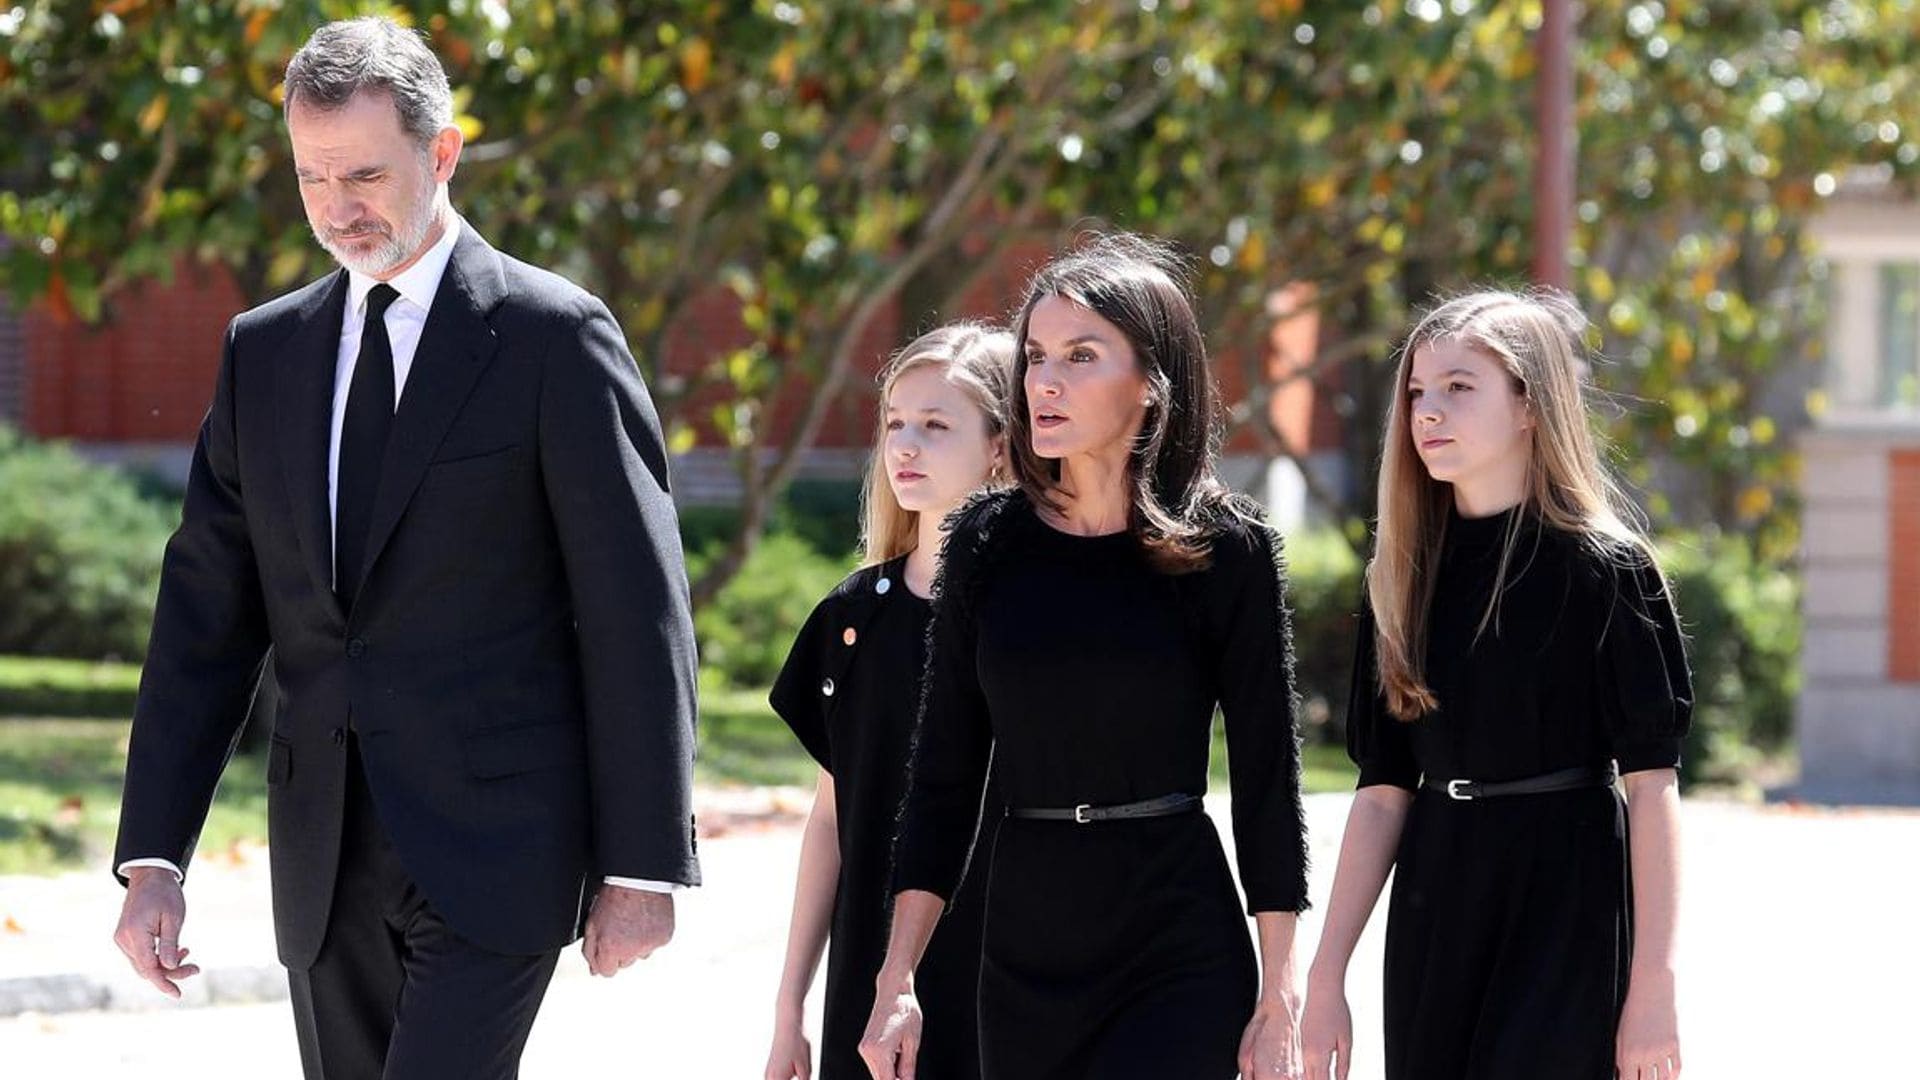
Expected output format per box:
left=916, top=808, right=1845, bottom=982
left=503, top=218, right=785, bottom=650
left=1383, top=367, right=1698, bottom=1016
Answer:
left=1422, top=764, right=1618, bottom=802
left=1006, top=793, right=1201, bottom=824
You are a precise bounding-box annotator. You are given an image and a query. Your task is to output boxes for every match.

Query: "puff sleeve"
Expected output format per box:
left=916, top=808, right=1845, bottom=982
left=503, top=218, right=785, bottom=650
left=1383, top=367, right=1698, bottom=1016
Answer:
left=768, top=595, right=836, bottom=772
left=1596, top=552, right=1694, bottom=775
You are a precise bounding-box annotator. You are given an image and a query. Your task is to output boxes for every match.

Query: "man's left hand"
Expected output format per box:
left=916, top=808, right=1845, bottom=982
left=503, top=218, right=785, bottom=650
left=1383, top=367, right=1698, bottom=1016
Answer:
left=582, top=885, right=674, bottom=976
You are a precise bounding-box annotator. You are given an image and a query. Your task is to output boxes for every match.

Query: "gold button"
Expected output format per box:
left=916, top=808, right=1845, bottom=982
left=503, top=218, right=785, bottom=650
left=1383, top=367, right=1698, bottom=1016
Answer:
left=820, top=678, right=835, bottom=697
left=842, top=627, right=857, bottom=646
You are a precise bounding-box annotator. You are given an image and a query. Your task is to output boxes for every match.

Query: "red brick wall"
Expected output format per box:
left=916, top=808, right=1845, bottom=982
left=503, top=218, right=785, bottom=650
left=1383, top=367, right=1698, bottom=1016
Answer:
left=22, top=241, right=1336, bottom=458
left=25, top=260, right=245, bottom=441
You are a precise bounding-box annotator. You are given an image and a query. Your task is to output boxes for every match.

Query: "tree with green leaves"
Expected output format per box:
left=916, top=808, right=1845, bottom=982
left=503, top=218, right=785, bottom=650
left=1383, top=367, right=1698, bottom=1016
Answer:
left=4, top=0, right=1915, bottom=604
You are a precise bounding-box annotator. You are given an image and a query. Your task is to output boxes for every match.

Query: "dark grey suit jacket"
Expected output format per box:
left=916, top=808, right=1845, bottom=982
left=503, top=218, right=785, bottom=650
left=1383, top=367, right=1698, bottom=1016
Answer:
left=113, top=223, right=700, bottom=968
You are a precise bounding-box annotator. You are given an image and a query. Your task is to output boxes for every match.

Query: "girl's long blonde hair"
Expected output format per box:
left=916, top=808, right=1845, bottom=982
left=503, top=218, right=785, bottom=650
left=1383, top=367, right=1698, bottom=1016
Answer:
left=859, top=322, right=1016, bottom=566
left=1369, top=289, right=1663, bottom=721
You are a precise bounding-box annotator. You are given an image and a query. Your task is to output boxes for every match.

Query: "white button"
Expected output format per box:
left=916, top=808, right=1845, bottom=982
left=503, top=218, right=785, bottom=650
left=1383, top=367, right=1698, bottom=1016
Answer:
left=820, top=678, right=835, bottom=697
left=875, top=577, right=892, bottom=595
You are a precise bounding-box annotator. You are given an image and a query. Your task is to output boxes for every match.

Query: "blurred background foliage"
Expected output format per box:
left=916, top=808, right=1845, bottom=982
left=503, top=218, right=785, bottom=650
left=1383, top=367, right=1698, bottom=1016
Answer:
left=1, top=1, right=1912, bottom=798
left=5, top=0, right=1918, bottom=596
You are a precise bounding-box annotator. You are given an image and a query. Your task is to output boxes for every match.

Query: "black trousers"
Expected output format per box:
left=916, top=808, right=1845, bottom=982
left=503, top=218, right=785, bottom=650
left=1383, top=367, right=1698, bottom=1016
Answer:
left=288, top=740, right=561, bottom=1080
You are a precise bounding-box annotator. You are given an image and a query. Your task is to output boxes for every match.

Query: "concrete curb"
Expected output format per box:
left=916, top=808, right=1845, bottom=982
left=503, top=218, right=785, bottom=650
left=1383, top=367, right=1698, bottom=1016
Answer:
left=0, top=965, right=288, bottom=1018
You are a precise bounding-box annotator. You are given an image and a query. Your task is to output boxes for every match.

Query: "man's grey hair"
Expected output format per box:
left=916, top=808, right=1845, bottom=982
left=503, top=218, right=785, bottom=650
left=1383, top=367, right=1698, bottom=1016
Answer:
left=283, top=17, right=454, bottom=148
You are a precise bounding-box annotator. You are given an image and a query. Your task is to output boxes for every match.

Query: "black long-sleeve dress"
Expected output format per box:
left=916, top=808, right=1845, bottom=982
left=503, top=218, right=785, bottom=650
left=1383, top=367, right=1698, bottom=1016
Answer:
left=772, top=556, right=990, bottom=1080
left=1346, top=505, right=1693, bottom=1080
left=892, top=489, right=1310, bottom=1080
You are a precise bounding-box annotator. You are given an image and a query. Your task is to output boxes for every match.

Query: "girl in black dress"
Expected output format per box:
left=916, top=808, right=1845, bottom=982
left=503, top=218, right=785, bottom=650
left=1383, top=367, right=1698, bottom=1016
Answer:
left=1300, top=291, right=1689, bottom=1080
left=765, top=322, right=1015, bottom=1080
left=860, top=235, right=1310, bottom=1080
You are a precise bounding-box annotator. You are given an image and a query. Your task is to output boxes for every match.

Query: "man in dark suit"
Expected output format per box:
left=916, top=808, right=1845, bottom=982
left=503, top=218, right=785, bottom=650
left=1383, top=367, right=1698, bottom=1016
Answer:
left=109, top=17, right=699, bottom=1078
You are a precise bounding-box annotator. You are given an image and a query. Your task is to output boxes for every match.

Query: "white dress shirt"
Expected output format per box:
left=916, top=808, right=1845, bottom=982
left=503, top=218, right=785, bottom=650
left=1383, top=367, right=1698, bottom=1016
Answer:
left=121, top=218, right=680, bottom=895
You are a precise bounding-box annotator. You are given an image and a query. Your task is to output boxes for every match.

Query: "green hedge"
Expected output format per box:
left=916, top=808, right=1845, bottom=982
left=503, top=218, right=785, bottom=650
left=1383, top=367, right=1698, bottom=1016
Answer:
left=687, top=516, right=1800, bottom=786
left=0, top=427, right=1795, bottom=789
left=1281, top=528, right=1366, bottom=745
left=1662, top=532, right=1800, bottom=782
left=0, top=427, right=178, bottom=660
left=0, top=654, right=142, bottom=718
left=691, top=530, right=852, bottom=689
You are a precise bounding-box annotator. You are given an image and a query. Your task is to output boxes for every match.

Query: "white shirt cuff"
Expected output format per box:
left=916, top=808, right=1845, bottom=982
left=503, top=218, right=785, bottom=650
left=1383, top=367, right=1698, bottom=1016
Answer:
left=118, top=862, right=683, bottom=894
left=601, top=876, right=685, bottom=893
left=118, top=858, right=185, bottom=884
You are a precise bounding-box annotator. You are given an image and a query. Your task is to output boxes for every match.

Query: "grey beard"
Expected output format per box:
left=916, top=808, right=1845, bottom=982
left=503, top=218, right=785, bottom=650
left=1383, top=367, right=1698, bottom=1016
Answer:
left=316, top=197, right=440, bottom=276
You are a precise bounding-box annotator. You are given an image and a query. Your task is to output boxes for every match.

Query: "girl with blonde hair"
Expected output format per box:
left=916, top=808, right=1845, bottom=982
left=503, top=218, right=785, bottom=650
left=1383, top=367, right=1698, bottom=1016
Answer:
left=765, top=322, right=1014, bottom=1080
left=1301, top=290, right=1691, bottom=1080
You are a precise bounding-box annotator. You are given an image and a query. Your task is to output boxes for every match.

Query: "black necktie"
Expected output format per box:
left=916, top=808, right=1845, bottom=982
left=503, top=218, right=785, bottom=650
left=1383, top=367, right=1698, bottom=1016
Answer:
left=335, top=283, right=400, bottom=609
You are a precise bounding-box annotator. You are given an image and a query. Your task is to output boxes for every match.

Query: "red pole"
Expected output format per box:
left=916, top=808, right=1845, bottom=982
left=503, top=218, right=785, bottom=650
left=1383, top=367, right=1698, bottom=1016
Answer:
left=1534, top=0, right=1575, bottom=291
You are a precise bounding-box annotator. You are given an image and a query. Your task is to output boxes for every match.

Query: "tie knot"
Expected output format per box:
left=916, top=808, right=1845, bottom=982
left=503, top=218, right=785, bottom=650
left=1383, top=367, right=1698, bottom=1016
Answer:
left=365, top=283, right=400, bottom=320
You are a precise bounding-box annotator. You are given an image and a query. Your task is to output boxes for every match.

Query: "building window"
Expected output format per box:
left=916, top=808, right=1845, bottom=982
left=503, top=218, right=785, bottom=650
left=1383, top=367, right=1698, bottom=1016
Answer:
left=1880, top=262, right=1920, bottom=409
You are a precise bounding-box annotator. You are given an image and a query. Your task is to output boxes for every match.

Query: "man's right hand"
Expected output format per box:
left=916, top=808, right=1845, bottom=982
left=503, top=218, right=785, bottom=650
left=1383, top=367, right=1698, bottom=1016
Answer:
left=113, top=866, right=200, bottom=998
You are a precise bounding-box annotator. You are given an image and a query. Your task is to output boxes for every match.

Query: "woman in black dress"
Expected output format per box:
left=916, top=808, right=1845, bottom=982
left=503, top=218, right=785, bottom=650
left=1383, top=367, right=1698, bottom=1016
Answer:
left=859, top=235, right=1310, bottom=1080
left=765, top=323, right=1015, bottom=1080
left=1301, top=291, right=1689, bottom=1080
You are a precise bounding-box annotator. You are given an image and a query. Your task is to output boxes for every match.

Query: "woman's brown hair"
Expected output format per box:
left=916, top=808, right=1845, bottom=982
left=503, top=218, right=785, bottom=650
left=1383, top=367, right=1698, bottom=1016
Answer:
left=1007, top=233, right=1234, bottom=572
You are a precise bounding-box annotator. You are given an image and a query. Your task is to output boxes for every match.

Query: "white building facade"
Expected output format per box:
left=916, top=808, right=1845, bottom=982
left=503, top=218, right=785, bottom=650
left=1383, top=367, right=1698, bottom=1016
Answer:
left=1800, top=194, right=1920, bottom=804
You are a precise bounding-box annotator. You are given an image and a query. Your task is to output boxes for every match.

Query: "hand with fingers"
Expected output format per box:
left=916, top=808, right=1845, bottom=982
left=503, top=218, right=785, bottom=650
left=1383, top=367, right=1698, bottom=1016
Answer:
left=112, top=866, right=202, bottom=998
left=1300, top=975, right=1354, bottom=1080
left=1238, top=991, right=1306, bottom=1080
left=581, top=885, right=675, bottom=977
left=763, top=1020, right=814, bottom=1080
left=1615, top=969, right=1681, bottom=1080
left=856, top=979, right=922, bottom=1080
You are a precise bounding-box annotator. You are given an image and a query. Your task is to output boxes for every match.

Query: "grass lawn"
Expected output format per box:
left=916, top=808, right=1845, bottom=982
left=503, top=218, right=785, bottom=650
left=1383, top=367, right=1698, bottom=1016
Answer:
left=696, top=682, right=823, bottom=789
left=0, top=717, right=268, bottom=877
left=0, top=684, right=1356, bottom=875
left=0, top=655, right=143, bottom=718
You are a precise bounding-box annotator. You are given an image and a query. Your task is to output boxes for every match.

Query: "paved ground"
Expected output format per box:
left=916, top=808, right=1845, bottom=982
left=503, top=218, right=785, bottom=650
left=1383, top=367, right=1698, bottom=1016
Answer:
left=2, top=792, right=1915, bottom=1078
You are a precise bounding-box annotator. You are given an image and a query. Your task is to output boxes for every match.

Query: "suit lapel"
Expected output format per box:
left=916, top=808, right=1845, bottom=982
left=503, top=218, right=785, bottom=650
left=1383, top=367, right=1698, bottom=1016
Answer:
left=348, top=224, right=507, bottom=605
left=274, top=271, right=350, bottom=623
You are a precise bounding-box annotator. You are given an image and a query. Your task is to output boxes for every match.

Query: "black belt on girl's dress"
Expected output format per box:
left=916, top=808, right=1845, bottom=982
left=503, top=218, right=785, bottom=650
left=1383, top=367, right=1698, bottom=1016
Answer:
left=1422, top=763, right=1619, bottom=801
left=1005, top=793, right=1202, bottom=824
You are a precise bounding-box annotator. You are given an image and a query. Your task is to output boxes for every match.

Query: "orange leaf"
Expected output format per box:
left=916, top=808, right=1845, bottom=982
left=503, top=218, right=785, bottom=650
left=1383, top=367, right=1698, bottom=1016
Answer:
left=244, top=10, right=271, bottom=47
left=769, top=42, right=796, bottom=88
left=45, top=266, right=73, bottom=325
left=138, top=95, right=168, bottom=134
left=680, top=37, right=712, bottom=93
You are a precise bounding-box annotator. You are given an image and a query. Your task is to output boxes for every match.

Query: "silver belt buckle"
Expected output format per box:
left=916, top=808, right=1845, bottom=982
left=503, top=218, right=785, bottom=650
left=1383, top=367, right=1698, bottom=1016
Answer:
left=1073, top=803, right=1093, bottom=824
left=1446, top=779, right=1475, bottom=801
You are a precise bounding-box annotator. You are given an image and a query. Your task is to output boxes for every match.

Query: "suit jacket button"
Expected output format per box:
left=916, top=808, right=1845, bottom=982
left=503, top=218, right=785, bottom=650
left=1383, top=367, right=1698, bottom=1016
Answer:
left=842, top=626, right=857, bottom=646
left=346, top=638, right=366, bottom=659
left=820, top=677, right=835, bottom=697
